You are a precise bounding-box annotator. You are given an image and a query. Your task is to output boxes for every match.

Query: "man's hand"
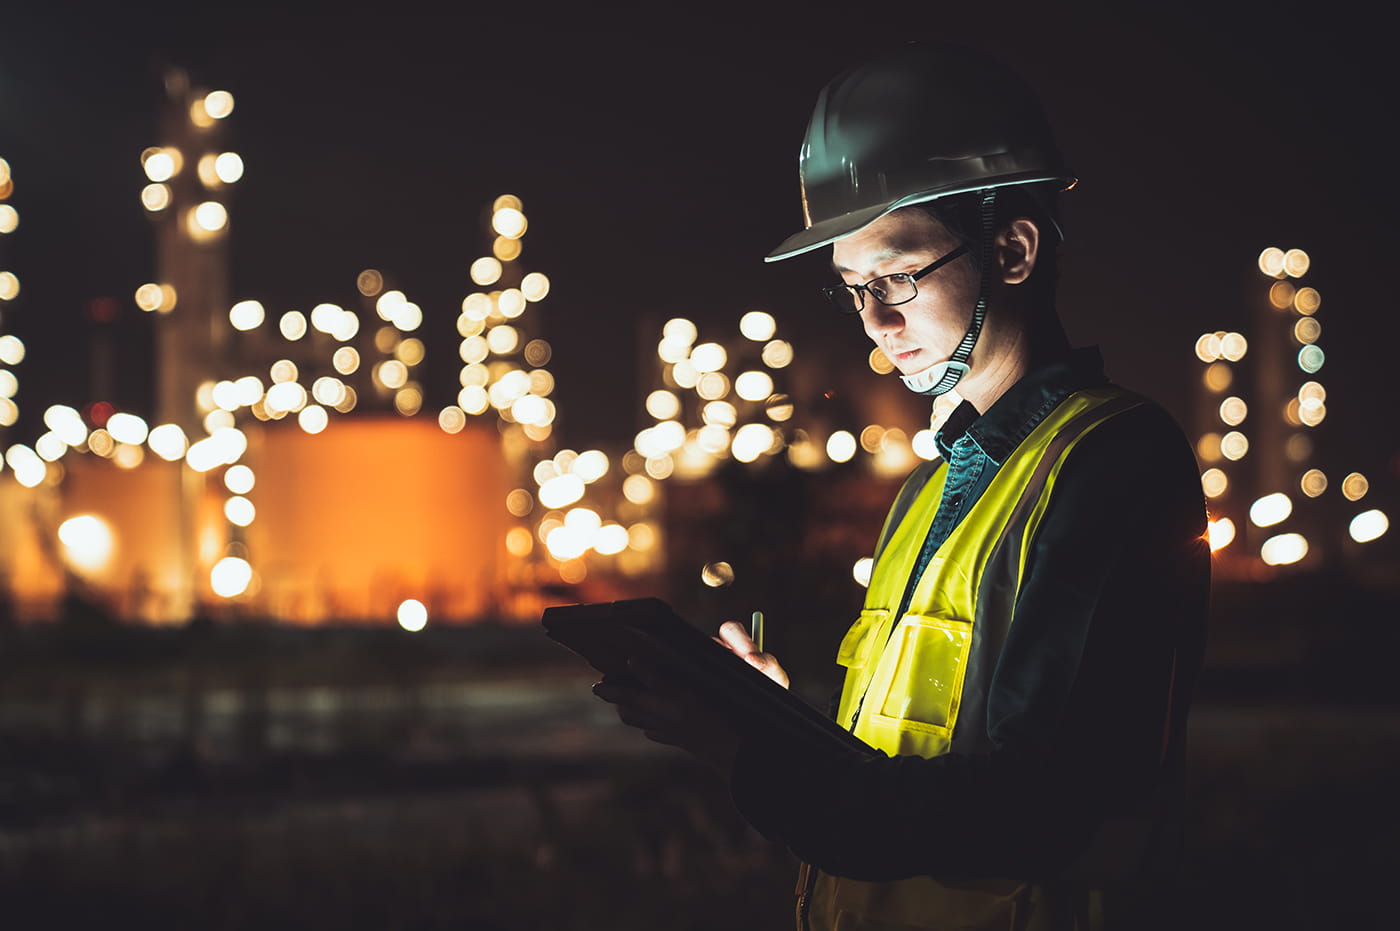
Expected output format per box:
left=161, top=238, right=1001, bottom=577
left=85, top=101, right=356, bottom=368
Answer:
left=591, top=623, right=790, bottom=774
left=715, top=621, right=790, bottom=689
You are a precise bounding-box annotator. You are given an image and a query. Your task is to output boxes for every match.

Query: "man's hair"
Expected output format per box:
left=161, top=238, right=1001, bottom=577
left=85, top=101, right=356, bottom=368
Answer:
left=916, top=184, right=1061, bottom=312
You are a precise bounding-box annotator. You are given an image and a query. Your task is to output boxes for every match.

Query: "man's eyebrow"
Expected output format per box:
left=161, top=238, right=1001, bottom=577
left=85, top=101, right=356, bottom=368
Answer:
left=831, top=246, right=911, bottom=276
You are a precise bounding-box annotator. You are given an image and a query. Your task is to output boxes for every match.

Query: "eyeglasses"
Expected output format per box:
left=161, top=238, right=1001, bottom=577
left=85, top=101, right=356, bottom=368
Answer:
left=822, top=243, right=970, bottom=314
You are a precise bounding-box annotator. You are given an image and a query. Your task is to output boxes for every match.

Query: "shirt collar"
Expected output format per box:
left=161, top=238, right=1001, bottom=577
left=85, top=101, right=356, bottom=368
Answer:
left=934, top=346, right=1109, bottom=463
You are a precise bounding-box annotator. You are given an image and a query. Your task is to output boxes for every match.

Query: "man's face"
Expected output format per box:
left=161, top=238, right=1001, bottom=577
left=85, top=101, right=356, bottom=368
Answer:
left=830, top=207, right=979, bottom=379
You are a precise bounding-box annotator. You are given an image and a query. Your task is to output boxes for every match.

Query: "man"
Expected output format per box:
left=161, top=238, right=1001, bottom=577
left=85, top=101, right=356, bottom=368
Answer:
left=595, top=41, right=1209, bottom=930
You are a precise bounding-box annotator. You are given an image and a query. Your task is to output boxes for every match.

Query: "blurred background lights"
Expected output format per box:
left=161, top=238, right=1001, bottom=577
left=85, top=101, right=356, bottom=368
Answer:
left=1207, top=517, right=1236, bottom=552
left=538, top=473, right=585, bottom=509
left=1260, top=533, right=1308, bottom=567
left=5, top=445, right=46, bottom=486
left=58, top=515, right=115, bottom=574
left=0, top=335, right=24, bottom=365
left=1293, top=317, right=1321, bottom=344
left=826, top=430, right=857, bottom=463
left=1249, top=492, right=1293, bottom=528
left=646, top=389, right=680, bottom=420
left=1219, top=397, right=1247, bottom=426
left=662, top=318, right=697, bottom=347
left=701, top=561, right=734, bottom=588
left=735, top=371, right=774, bottom=402
left=690, top=342, right=727, bottom=373
left=140, top=184, right=170, bottom=212
left=1219, top=333, right=1247, bottom=362
left=761, top=340, right=794, bottom=369
left=1349, top=510, right=1389, bottom=544
left=203, top=90, right=235, bottom=119
left=573, top=450, right=609, bottom=483
left=210, top=556, right=253, bottom=598
left=1220, top=431, right=1248, bottom=461
left=142, top=148, right=179, bottom=182
left=215, top=152, right=244, bottom=183
left=493, top=236, right=522, bottom=262
left=106, top=412, right=149, bottom=446
left=397, top=599, right=428, bottom=632
left=520, top=273, right=550, bottom=303
left=1203, top=362, right=1232, bottom=393
left=491, top=206, right=527, bottom=239
left=622, top=474, right=654, bottom=504
left=297, top=405, right=329, bottom=434
left=146, top=423, right=187, bottom=461
left=505, top=526, right=534, bottom=557
left=333, top=347, right=360, bottom=375
left=869, top=347, right=896, bottom=374
left=696, top=372, right=729, bottom=401
left=279, top=310, right=307, bottom=340
left=852, top=556, right=874, bottom=588
left=1298, top=344, right=1325, bottom=373
left=191, top=201, right=228, bottom=233
left=1258, top=247, right=1286, bottom=277
left=1294, top=287, right=1321, bottom=315
left=1283, top=248, right=1310, bottom=278
left=1195, top=333, right=1223, bottom=362
left=1341, top=473, right=1369, bottom=502
left=732, top=423, right=776, bottom=463
left=224, top=496, right=256, bottom=527
left=229, top=300, right=265, bottom=331
left=224, top=464, right=255, bottom=495
left=0, top=272, right=18, bottom=302
left=595, top=524, right=630, bottom=556
left=498, top=289, right=526, bottom=318
left=1201, top=468, right=1228, bottom=498
left=1300, top=469, right=1327, bottom=498
left=739, top=311, right=777, bottom=341
left=470, top=257, right=502, bottom=286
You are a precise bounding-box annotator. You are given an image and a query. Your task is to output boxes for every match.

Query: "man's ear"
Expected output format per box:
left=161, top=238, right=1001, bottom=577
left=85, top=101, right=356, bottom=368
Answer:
left=997, top=217, right=1040, bottom=285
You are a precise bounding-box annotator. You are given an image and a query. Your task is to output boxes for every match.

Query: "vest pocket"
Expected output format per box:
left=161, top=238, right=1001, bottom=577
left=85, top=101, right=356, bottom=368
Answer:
left=859, top=615, right=973, bottom=759
left=837, top=608, right=889, bottom=669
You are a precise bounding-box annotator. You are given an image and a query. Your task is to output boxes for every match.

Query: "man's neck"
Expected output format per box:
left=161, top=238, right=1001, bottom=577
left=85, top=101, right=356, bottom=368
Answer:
left=958, top=308, right=1069, bottom=414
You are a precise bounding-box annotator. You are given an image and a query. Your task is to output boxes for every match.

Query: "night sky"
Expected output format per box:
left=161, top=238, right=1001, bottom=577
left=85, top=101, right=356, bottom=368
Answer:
left=2, top=3, right=1396, bottom=479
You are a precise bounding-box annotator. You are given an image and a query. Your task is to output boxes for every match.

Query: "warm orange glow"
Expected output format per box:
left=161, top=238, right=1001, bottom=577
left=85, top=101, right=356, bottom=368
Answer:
left=1342, top=473, right=1369, bottom=502
left=1203, top=362, right=1232, bottom=393
left=1206, top=517, right=1235, bottom=552
left=1294, top=287, right=1321, bottom=315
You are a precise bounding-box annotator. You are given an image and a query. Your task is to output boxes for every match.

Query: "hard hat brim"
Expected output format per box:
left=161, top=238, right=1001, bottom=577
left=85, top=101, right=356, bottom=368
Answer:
left=763, top=175, right=1073, bottom=263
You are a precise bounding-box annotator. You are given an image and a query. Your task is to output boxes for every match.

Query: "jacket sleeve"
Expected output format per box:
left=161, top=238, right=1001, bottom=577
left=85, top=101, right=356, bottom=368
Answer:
left=728, top=403, right=1211, bottom=881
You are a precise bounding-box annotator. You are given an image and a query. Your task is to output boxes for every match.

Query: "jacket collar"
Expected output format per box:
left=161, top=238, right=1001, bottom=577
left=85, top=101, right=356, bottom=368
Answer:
left=934, top=346, right=1109, bottom=464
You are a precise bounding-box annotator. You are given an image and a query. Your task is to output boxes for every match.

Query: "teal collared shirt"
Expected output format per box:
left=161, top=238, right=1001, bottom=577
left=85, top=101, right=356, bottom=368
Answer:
left=896, top=346, right=1110, bottom=624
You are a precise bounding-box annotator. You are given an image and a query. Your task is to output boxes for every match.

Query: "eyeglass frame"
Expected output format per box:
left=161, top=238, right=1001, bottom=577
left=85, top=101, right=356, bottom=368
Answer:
left=822, top=242, right=971, bottom=314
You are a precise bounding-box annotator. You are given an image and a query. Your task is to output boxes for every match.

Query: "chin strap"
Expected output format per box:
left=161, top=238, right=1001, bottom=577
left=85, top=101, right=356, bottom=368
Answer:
left=900, top=187, right=998, bottom=397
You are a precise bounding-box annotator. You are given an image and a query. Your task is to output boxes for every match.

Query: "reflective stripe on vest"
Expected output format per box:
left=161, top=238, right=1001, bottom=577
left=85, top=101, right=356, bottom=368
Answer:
left=801, top=387, right=1141, bottom=931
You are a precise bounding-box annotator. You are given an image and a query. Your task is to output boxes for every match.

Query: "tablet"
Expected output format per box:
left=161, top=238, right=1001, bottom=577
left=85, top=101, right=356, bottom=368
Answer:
left=542, top=597, right=877, bottom=756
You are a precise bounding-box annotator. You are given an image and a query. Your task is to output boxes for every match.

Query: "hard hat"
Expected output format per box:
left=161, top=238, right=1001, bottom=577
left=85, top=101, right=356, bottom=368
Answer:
left=765, top=42, right=1075, bottom=263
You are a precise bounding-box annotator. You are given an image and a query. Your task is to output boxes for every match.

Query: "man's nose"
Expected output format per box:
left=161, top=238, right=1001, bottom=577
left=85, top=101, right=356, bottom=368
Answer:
left=861, top=300, right=904, bottom=336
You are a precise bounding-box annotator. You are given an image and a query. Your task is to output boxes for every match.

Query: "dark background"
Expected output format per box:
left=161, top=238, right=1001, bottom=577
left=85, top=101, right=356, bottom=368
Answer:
left=2, top=2, right=1396, bottom=469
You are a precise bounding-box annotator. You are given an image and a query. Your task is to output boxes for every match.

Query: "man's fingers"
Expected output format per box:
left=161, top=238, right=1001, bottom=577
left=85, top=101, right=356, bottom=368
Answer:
left=717, top=620, right=756, bottom=655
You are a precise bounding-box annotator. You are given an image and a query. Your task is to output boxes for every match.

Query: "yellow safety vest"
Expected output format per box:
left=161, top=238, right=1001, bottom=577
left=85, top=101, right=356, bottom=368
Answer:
left=800, top=387, right=1144, bottom=931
